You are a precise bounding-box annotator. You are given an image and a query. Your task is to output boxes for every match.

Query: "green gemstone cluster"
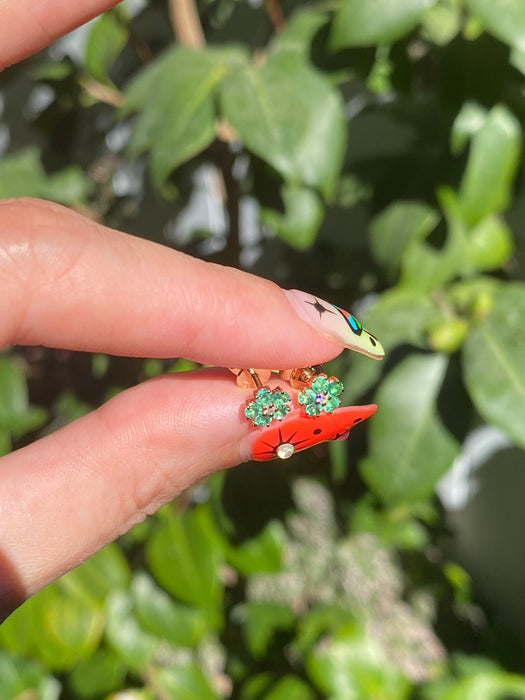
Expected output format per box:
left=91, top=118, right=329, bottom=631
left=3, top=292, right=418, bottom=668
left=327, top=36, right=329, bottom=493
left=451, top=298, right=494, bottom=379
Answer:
left=298, top=374, right=344, bottom=417
left=245, top=387, right=292, bottom=427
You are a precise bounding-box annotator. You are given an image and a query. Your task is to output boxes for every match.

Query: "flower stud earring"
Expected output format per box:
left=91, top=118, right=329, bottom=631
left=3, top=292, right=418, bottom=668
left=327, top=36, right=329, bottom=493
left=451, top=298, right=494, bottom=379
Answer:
left=298, top=373, right=344, bottom=416
left=244, top=386, right=293, bottom=427
left=229, top=368, right=293, bottom=427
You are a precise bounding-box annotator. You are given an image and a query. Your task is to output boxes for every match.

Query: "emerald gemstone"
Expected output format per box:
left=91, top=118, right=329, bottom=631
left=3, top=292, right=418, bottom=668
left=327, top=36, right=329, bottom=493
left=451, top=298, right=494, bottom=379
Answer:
left=245, top=405, right=256, bottom=418
left=306, top=403, right=321, bottom=417
left=324, top=396, right=340, bottom=412
left=312, top=376, right=329, bottom=393
left=328, top=380, right=343, bottom=396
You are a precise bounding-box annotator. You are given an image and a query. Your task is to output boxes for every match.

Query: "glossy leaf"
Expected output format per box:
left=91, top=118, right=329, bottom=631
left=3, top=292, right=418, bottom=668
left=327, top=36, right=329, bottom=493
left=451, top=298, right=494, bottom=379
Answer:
left=132, top=573, right=208, bottom=647
left=123, top=45, right=246, bottom=186
left=0, top=147, right=92, bottom=203
left=451, top=102, right=488, bottom=154
left=60, top=542, right=130, bottom=604
left=234, top=602, right=295, bottom=658
left=400, top=190, right=467, bottom=291
left=370, top=200, right=440, bottom=272
left=294, top=604, right=354, bottom=656
left=0, top=584, right=103, bottom=672
left=421, top=1, right=462, bottom=45
left=224, top=520, right=285, bottom=576
left=427, top=669, right=525, bottom=700
left=262, top=675, right=315, bottom=700
left=85, top=9, right=127, bottom=83
left=146, top=505, right=224, bottom=612
left=220, top=51, right=346, bottom=199
left=261, top=185, right=324, bottom=250
left=153, top=664, right=220, bottom=700
left=463, top=283, right=525, bottom=449
left=0, top=650, right=60, bottom=700
left=268, top=8, right=329, bottom=58
left=40, top=596, right=104, bottom=671
left=306, top=624, right=411, bottom=700
left=68, top=649, right=127, bottom=699
left=465, top=0, right=525, bottom=51
left=362, top=353, right=460, bottom=504
left=466, top=215, right=513, bottom=270
left=457, top=104, right=521, bottom=225
left=105, top=590, right=158, bottom=671
left=331, top=0, right=436, bottom=48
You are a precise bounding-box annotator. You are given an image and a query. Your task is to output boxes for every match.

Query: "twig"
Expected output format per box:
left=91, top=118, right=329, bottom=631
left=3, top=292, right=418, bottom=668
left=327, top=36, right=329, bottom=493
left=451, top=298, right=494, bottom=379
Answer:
left=168, top=0, right=205, bottom=47
left=265, top=0, right=285, bottom=32
left=80, top=78, right=124, bottom=107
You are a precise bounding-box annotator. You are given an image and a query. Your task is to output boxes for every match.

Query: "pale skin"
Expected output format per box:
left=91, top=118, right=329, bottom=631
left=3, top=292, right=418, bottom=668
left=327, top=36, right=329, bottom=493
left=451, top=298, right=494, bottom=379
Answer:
left=0, top=2, right=349, bottom=621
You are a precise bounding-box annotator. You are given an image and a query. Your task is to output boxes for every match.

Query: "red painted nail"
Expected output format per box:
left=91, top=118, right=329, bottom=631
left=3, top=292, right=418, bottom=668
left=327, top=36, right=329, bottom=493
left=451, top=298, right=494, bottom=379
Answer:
left=249, top=404, right=377, bottom=461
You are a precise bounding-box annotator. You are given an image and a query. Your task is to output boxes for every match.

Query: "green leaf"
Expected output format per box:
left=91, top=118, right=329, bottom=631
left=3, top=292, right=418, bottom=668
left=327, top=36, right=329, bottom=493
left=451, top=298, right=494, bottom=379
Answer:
left=268, top=8, right=329, bottom=58
left=331, top=0, right=436, bottom=49
left=361, top=353, right=460, bottom=504
left=421, top=0, right=462, bottom=45
left=463, top=283, right=525, bottom=449
left=39, top=593, right=104, bottom=671
left=234, top=602, right=295, bottom=658
left=224, top=520, right=285, bottom=575
left=68, top=649, right=128, bottom=699
left=261, top=184, right=324, bottom=250
left=60, top=542, right=130, bottom=604
left=132, top=573, right=208, bottom=647
left=351, top=496, right=429, bottom=551
left=0, top=148, right=92, bottom=203
left=428, top=670, right=525, bottom=700
left=0, top=650, right=60, bottom=700
left=153, top=664, right=220, bottom=700
left=146, top=505, right=224, bottom=614
left=457, top=104, right=521, bottom=225
left=262, top=676, right=316, bottom=700
left=85, top=9, right=128, bottom=83
left=370, top=200, right=441, bottom=272
left=0, top=355, right=47, bottom=440
left=306, top=624, right=411, bottom=700
left=451, top=101, right=487, bottom=154
left=400, top=189, right=467, bottom=291
left=220, top=51, right=346, bottom=199
left=294, top=604, right=354, bottom=655
left=343, top=289, right=438, bottom=401
left=466, top=214, right=513, bottom=270
left=123, top=45, right=246, bottom=186
left=465, top=0, right=525, bottom=51
left=105, top=590, right=158, bottom=670
left=428, top=316, right=469, bottom=353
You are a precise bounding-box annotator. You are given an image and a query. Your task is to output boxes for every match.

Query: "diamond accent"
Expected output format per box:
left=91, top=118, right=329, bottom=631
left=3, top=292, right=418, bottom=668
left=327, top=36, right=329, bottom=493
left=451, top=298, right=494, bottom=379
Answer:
left=276, top=443, right=295, bottom=459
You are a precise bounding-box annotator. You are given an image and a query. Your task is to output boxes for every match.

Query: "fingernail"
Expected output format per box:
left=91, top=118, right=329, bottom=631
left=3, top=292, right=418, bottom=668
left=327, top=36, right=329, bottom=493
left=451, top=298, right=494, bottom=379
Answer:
left=283, top=289, right=384, bottom=359
left=241, top=404, right=377, bottom=462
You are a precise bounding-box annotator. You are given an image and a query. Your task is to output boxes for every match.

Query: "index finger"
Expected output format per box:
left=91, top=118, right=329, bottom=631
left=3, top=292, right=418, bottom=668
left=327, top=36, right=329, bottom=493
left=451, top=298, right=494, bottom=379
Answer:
left=0, top=0, right=121, bottom=70
left=0, top=198, right=383, bottom=368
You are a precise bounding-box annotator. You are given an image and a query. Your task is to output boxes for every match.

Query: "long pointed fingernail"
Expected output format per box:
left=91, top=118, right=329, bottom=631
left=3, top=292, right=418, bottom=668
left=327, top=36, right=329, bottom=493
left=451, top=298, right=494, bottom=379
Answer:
left=240, top=404, right=377, bottom=462
left=283, top=290, right=384, bottom=359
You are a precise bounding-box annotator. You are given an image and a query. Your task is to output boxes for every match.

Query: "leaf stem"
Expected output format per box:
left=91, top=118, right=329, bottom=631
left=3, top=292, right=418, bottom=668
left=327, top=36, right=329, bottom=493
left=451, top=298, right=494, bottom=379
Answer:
left=265, top=0, right=286, bottom=32
left=168, top=0, right=205, bottom=47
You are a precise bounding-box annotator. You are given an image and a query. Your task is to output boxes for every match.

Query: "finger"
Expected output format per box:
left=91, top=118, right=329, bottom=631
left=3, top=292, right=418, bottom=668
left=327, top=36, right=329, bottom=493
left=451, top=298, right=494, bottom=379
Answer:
left=0, top=0, right=121, bottom=70
left=0, top=368, right=374, bottom=614
left=0, top=198, right=383, bottom=368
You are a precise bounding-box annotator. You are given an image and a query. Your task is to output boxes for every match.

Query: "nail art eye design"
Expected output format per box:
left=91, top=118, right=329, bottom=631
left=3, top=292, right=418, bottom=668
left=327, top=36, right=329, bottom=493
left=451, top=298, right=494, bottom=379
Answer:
left=335, top=306, right=363, bottom=336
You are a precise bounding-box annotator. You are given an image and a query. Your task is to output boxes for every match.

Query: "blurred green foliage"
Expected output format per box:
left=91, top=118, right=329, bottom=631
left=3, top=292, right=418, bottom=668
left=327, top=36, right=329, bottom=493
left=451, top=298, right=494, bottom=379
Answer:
left=2, top=0, right=525, bottom=697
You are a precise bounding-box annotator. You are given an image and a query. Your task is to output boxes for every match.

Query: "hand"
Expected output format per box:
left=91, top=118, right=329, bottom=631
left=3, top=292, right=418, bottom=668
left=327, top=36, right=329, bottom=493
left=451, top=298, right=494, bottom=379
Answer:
left=0, top=3, right=379, bottom=621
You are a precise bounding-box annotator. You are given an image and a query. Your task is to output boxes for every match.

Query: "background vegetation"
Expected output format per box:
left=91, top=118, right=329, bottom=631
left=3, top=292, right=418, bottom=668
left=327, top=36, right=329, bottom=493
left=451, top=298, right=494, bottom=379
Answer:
left=1, top=0, right=525, bottom=697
